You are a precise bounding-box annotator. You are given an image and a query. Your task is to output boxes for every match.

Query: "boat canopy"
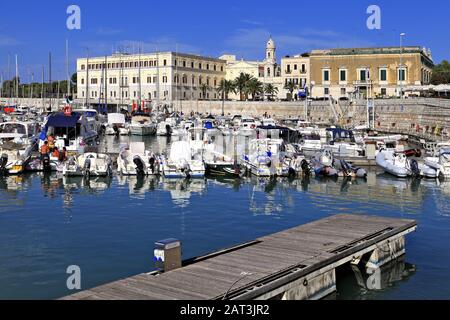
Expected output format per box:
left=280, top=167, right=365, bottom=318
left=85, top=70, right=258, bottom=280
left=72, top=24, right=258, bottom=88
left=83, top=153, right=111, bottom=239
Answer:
left=326, top=128, right=355, bottom=141
left=45, top=113, right=81, bottom=128
left=108, top=113, right=126, bottom=125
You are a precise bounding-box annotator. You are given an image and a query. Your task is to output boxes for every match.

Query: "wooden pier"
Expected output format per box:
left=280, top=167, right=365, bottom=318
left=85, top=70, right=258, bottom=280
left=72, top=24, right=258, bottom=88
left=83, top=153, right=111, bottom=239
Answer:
left=63, top=214, right=417, bottom=300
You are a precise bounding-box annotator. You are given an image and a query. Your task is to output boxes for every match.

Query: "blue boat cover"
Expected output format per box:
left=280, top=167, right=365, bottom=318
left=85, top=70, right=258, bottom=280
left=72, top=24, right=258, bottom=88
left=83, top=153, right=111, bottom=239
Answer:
left=45, top=113, right=81, bottom=128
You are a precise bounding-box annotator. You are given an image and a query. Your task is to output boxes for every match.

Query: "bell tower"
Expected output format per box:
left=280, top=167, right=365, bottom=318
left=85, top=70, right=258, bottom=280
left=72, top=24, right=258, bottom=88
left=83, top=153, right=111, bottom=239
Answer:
left=265, top=36, right=276, bottom=77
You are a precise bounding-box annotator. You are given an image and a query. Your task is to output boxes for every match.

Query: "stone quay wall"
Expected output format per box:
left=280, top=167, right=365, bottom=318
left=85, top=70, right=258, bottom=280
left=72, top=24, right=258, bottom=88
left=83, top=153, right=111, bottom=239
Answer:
left=2, top=97, right=450, bottom=141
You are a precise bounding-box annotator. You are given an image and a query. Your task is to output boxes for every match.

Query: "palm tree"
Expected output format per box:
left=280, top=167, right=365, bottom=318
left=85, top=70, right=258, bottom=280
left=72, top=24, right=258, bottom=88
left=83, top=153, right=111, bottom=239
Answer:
left=245, top=78, right=263, bottom=101
left=217, top=79, right=236, bottom=116
left=234, top=73, right=254, bottom=101
left=284, top=81, right=297, bottom=101
left=264, top=84, right=278, bottom=101
left=199, top=83, right=210, bottom=100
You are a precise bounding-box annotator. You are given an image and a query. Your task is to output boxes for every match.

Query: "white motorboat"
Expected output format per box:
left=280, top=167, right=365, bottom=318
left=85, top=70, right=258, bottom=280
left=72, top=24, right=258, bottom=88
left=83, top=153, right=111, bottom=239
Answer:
left=0, top=148, right=32, bottom=175
left=105, top=113, right=129, bottom=136
left=130, top=113, right=157, bottom=136
left=242, top=139, right=290, bottom=177
left=0, top=121, right=41, bottom=152
left=62, top=153, right=112, bottom=177
left=160, top=141, right=205, bottom=178
left=300, top=134, right=322, bottom=154
left=424, top=147, right=450, bottom=178
left=117, top=142, right=159, bottom=176
left=157, top=117, right=178, bottom=136
left=376, top=150, right=421, bottom=178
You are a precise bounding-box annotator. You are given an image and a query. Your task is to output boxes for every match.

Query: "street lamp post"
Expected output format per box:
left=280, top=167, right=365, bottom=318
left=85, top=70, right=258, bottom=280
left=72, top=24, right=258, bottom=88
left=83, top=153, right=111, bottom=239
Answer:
left=399, top=33, right=406, bottom=99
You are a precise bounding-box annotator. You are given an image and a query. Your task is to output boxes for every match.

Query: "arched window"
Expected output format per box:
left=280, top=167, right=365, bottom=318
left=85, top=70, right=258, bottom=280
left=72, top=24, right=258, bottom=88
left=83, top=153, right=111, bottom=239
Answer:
left=267, top=68, right=271, bottom=76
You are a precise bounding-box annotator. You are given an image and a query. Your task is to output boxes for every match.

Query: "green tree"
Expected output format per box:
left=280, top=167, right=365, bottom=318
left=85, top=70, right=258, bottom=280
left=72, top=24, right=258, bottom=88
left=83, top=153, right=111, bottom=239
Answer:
left=431, top=60, right=450, bottom=85
left=199, top=83, right=210, bottom=100
left=284, top=81, right=298, bottom=101
left=264, top=83, right=278, bottom=101
left=217, top=79, right=236, bottom=116
left=234, top=73, right=254, bottom=101
left=245, top=78, right=263, bottom=101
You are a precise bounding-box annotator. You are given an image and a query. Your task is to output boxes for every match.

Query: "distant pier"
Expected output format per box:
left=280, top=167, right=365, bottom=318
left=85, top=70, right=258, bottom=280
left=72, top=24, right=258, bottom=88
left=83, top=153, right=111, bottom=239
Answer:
left=62, top=214, right=416, bottom=300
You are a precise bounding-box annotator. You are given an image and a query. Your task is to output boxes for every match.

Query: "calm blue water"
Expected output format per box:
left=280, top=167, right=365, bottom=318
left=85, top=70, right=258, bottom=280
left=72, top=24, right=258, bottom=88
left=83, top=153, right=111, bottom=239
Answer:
left=0, top=136, right=449, bottom=300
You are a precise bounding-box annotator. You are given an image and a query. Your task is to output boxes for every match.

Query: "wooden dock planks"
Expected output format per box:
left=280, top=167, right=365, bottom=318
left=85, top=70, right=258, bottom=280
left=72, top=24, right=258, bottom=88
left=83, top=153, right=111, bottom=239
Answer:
left=63, top=214, right=416, bottom=300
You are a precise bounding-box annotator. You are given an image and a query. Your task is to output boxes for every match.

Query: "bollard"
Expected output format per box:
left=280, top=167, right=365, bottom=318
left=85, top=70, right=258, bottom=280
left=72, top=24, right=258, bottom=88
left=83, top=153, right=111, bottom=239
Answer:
left=154, top=238, right=182, bottom=273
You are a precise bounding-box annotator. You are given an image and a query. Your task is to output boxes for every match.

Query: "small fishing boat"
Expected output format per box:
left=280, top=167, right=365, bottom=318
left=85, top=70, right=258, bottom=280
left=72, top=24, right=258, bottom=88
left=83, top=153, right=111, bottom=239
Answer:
left=242, top=139, right=290, bottom=177
left=105, top=113, right=129, bottom=136
left=129, top=113, right=157, bottom=136
left=117, top=142, right=159, bottom=175
left=62, top=153, right=112, bottom=177
left=160, top=141, right=205, bottom=178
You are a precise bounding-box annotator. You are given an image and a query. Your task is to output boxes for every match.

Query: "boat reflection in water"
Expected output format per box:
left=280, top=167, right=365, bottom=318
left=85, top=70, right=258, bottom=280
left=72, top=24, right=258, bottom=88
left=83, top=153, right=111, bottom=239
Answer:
left=162, top=178, right=206, bottom=208
left=117, top=175, right=160, bottom=199
left=330, top=255, right=416, bottom=300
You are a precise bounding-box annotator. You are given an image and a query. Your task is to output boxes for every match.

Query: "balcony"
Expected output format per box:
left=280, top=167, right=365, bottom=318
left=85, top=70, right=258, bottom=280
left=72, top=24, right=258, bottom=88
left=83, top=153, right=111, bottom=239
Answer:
left=353, top=80, right=374, bottom=86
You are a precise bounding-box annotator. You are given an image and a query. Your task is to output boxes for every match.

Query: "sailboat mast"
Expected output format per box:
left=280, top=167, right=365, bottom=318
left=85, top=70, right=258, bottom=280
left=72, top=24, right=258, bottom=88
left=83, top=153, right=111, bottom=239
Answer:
left=105, top=55, right=108, bottom=112
left=85, top=49, right=89, bottom=108
left=49, top=52, right=52, bottom=112
left=66, top=39, right=71, bottom=99
left=138, top=43, right=142, bottom=111
left=41, top=66, right=44, bottom=112
left=15, top=54, right=19, bottom=103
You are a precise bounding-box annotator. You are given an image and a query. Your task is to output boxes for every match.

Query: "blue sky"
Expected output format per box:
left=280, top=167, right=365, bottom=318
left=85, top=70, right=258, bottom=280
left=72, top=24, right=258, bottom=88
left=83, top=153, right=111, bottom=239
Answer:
left=0, top=0, right=448, bottom=82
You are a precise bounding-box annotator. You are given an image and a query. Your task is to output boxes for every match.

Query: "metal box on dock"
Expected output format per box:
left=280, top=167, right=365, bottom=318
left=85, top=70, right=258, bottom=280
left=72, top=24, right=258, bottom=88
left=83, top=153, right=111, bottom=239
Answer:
left=154, top=238, right=182, bottom=272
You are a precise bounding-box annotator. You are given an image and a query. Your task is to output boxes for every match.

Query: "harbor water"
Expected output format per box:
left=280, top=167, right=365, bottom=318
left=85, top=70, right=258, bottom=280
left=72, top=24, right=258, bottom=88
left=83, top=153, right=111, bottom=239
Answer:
left=0, top=135, right=449, bottom=300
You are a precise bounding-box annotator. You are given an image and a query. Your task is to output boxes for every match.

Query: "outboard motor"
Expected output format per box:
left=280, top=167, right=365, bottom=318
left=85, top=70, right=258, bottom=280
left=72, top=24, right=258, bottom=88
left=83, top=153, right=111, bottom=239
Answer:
left=84, top=158, right=92, bottom=177
left=0, top=154, right=8, bottom=174
left=133, top=156, right=145, bottom=176
left=165, top=124, right=172, bottom=136
left=113, top=125, right=119, bottom=136
left=42, top=154, right=52, bottom=172
left=410, top=159, right=421, bottom=177
left=149, top=156, right=156, bottom=174
left=300, top=159, right=311, bottom=176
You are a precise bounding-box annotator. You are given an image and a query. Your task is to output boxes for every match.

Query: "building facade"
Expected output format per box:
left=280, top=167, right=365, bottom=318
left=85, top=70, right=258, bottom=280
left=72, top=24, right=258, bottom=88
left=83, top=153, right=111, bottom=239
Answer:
left=220, top=37, right=283, bottom=101
left=308, top=47, right=434, bottom=99
left=76, top=52, right=226, bottom=105
left=280, top=53, right=311, bottom=100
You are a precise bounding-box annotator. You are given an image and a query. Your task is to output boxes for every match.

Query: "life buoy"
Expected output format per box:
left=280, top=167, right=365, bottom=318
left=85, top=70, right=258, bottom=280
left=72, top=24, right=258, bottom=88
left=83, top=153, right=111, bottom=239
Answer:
left=64, top=105, right=72, bottom=116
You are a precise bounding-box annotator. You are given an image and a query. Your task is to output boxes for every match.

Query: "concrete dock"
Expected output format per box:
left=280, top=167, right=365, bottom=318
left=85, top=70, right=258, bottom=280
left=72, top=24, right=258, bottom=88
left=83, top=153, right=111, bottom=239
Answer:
left=62, top=214, right=416, bottom=300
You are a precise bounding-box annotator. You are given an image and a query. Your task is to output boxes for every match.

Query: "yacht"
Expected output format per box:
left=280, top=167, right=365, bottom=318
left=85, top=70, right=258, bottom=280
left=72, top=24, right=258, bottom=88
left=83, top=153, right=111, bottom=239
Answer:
left=40, top=112, right=98, bottom=154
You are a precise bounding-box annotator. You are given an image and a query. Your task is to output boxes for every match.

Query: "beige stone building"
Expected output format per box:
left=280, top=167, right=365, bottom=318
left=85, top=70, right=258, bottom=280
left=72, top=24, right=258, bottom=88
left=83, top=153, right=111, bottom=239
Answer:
left=308, top=46, right=434, bottom=99
left=220, top=37, right=283, bottom=101
left=280, top=53, right=311, bottom=100
left=76, top=52, right=226, bottom=105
